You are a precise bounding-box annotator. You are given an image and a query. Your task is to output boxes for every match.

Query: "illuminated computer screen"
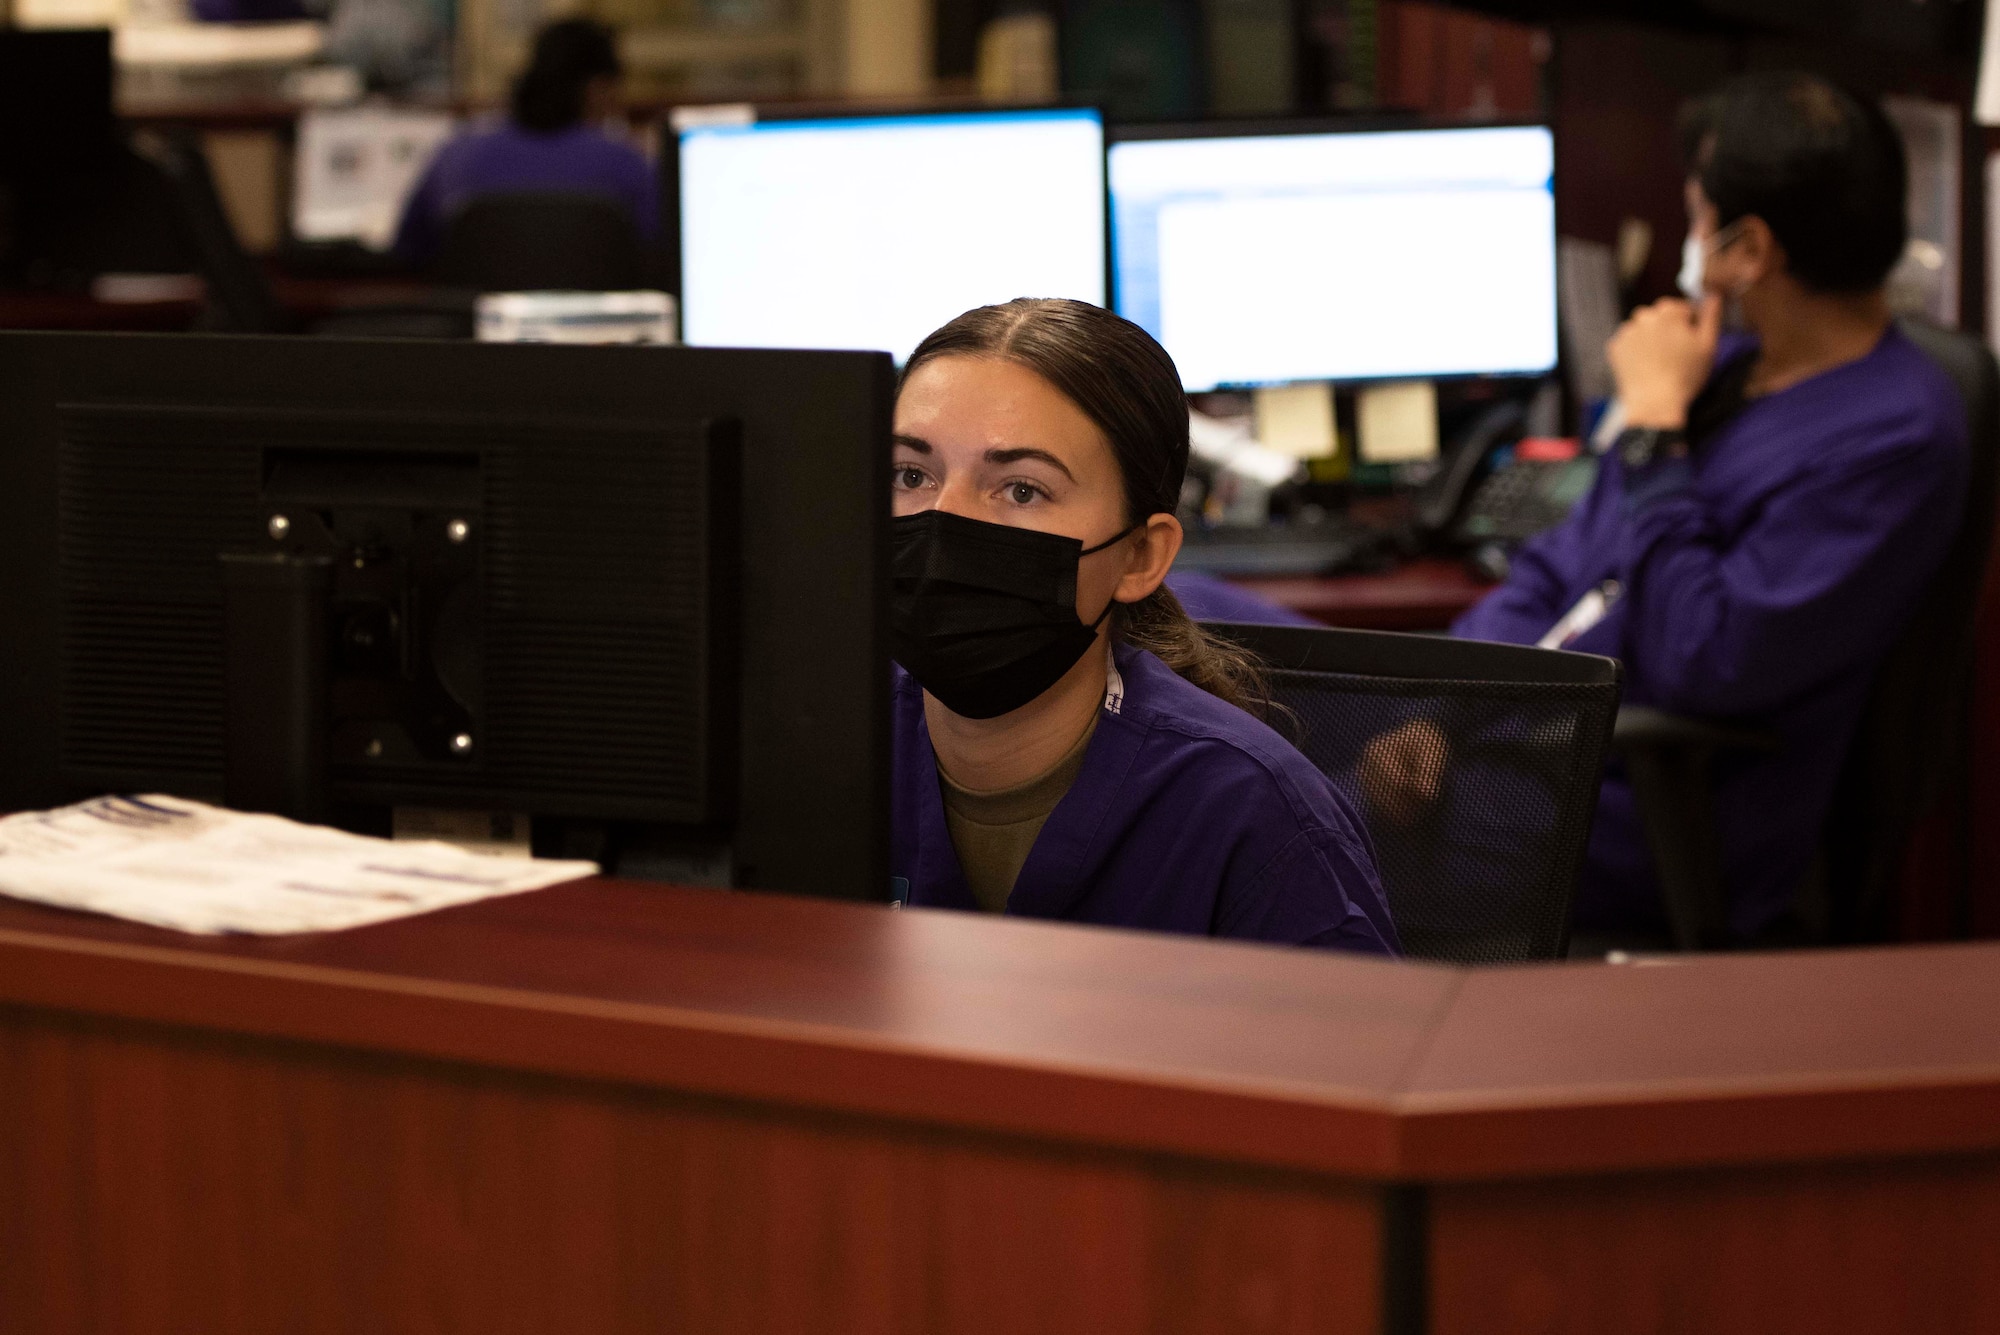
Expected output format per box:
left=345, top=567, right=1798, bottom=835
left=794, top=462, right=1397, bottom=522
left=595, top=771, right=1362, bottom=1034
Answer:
left=674, top=107, right=1106, bottom=362
left=1110, top=124, right=1558, bottom=391
left=293, top=106, right=456, bottom=250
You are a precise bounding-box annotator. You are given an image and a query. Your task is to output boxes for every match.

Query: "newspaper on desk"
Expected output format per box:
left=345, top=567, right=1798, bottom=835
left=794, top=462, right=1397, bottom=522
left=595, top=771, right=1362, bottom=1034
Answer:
left=0, top=795, right=599, bottom=935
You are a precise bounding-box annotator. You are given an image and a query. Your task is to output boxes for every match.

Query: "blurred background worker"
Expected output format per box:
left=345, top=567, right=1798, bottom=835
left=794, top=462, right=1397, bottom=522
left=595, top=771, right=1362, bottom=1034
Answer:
left=1449, top=72, right=1968, bottom=950
left=391, top=18, right=657, bottom=265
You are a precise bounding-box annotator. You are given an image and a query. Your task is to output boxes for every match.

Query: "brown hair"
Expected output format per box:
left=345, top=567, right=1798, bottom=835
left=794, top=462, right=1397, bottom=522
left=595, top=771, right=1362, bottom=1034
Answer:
left=511, top=19, right=621, bottom=132
left=901, top=298, right=1274, bottom=717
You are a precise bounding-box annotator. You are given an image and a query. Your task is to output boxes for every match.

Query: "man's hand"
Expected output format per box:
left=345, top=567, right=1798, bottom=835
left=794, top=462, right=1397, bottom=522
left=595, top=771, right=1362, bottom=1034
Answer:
left=1605, top=294, right=1723, bottom=430
left=1359, top=719, right=1449, bottom=827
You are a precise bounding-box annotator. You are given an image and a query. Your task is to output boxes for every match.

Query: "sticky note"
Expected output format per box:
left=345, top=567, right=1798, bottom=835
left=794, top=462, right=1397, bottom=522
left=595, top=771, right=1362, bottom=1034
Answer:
left=1357, top=380, right=1440, bottom=463
left=1254, top=382, right=1338, bottom=460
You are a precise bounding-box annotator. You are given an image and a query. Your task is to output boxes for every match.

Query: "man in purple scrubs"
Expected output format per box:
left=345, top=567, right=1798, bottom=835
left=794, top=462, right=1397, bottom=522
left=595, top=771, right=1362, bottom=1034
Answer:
left=392, top=19, right=656, bottom=264
left=1454, top=73, right=1968, bottom=946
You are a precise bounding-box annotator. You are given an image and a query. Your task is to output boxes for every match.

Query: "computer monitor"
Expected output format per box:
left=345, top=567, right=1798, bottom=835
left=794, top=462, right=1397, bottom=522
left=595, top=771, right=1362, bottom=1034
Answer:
left=0, top=28, right=115, bottom=182
left=1109, top=122, right=1559, bottom=392
left=0, top=28, right=121, bottom=281
left=292, top=106, right=457, bottom=251
left=0, top=333, right=894, bottom=902
left=669, top=106, right=1108, bottom=362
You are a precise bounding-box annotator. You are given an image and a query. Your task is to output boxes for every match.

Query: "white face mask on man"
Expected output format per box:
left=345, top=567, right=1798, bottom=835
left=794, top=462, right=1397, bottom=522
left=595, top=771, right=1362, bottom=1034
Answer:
left=1677, top=219, right=1747, bottom=301
left=1676, top=233, right=1708, bottom=301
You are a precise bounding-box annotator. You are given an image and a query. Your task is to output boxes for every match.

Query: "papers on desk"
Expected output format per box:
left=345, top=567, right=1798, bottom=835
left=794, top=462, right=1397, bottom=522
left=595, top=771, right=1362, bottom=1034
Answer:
left=0, top=795, right=598, bottom=936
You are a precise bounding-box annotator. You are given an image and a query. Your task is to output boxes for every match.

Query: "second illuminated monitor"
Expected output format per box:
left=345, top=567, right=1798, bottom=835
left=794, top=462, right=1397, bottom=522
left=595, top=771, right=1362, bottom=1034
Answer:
left=674, top=107, right=1106, bottom=363
left=1110, top=123, right=1559, bottom=392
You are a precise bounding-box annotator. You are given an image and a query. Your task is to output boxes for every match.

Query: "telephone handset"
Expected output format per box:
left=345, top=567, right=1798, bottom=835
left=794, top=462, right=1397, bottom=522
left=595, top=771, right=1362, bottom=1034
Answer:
left=1412, top=400, right=1525, bottom=536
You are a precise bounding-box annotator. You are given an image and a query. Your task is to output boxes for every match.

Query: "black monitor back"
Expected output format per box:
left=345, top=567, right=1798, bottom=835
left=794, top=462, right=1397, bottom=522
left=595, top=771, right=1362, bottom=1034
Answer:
left=0, top=29, right=130, bottom=284
left=0, top=29, right=115, bottom=181
left=0, top=333, right=894, bottom=902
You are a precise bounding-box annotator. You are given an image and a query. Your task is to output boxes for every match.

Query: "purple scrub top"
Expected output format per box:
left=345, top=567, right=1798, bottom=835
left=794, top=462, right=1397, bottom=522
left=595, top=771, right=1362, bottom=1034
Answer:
left=393, top=121, right=659, bottom=263
left=1164, top=570, right=1319, bottom=627
left=891, top=641, right=1399, bottom=955
left=1455, top=326, right=1968, bottom=940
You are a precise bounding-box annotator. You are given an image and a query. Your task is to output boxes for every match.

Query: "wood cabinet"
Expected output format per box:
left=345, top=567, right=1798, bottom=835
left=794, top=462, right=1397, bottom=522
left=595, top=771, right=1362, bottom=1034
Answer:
left=455, top=0, right=928, bottom=106
left=3, top=878, right=1998, bottom=1332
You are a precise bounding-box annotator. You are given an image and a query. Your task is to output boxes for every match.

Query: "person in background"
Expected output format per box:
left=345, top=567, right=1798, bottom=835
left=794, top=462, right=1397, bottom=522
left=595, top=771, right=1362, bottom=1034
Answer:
left=889, top=298, right=1397, bottom=954
left=392, top=18, right=657, bottom=264
left=1163, top=568, right=1319, bottom=627
left=1437, top=71, right=1968, bottom=949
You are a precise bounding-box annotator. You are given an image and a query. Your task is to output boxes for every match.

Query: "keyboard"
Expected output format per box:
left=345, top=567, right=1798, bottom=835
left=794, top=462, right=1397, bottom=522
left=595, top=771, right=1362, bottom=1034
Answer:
left=1175, top=516, right=1388, bottom=577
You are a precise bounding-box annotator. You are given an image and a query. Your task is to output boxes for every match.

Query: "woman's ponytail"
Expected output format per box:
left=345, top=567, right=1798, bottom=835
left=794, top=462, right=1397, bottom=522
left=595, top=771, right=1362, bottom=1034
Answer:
left=1117, top=584, right=1275, bottom=720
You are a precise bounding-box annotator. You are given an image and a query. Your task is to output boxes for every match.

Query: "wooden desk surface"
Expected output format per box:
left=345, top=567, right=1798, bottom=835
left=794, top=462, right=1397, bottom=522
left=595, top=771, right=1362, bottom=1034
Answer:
left=0, top=275, right=443, bottom=333
left=0, top=289, right=200, bottom=332
left=4, top=878, right=1996, bottom=1185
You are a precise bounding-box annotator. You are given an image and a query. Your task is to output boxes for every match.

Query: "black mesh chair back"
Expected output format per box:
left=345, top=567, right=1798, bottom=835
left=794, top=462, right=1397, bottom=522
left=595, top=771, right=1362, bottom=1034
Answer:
left=1205, top=622, right=1621, bottom=963
left=437, top=191, right=646, bottom=292
left=131, top=128, right=288, bottom=333
left=1821, top=318, right=2000, bottom=939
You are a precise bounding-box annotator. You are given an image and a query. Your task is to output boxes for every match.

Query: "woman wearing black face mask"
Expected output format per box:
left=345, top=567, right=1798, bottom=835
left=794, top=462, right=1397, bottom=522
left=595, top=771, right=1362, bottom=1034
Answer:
left=889, top=298, right=1397, bottom=954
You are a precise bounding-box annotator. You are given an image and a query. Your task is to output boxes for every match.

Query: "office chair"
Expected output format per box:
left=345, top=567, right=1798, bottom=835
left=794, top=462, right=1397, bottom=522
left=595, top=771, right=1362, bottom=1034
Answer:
left=1204, top=621, right=1622, bottom=963
left=435, top=192, right=647, bottom=292
left=131, top=128, right=286, bottom=333
left=1611, top=318, right=2000, bottom=950
left=135, top=129, right=475, bottom=339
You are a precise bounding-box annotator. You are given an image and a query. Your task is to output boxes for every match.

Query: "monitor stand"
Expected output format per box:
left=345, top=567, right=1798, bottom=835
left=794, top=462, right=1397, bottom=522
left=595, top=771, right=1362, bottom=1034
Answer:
left=220, top=550, right=332, bottom=823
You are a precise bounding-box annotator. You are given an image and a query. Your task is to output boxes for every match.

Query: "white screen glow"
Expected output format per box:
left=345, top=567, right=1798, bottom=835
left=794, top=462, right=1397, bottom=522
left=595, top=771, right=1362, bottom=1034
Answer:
left=1110, top=125, right=1558, bottom=390
left=679, top=109, right=1107, bottom=362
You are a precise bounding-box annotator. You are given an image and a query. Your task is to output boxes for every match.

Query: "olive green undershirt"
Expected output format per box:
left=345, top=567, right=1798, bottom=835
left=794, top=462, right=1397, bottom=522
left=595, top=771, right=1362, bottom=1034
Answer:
left=938, top=714, right=1099, bottom=913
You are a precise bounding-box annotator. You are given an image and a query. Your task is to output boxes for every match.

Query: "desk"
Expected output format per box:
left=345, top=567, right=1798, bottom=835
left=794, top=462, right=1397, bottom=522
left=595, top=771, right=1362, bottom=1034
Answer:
left=0, top=288, right=201, bottom=331
left=3, top=880, right=1996, bottom=1333
left=0, top=274, right=439, bottom=333
left=1233, top=556, right=1496, bottom=632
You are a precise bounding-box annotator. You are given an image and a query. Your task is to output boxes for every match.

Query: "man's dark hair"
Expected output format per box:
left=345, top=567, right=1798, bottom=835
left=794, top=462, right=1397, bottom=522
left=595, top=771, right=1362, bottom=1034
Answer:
left=1679, top=71, right=1907, bottom=294
left=510, top=19, right=621, bottom=133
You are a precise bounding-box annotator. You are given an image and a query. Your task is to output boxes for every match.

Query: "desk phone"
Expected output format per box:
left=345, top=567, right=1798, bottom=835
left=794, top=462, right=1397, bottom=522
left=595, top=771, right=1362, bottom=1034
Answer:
left=1456, top=453, right=1599, bottom=546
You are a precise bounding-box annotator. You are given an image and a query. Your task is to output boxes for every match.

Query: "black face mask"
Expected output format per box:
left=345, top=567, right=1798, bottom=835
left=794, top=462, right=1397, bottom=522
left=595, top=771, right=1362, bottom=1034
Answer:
left=890, top=509, right=1137, bottom=720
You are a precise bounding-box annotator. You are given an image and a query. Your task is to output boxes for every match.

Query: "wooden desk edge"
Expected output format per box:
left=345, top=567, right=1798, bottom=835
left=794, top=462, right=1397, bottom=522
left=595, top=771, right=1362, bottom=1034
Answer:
left=9, top=922, right=2000, bottom=1185
left=1391, top=1075, right=2000, bottom=1179
left=0, top=924, right=1404, bottom=1180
